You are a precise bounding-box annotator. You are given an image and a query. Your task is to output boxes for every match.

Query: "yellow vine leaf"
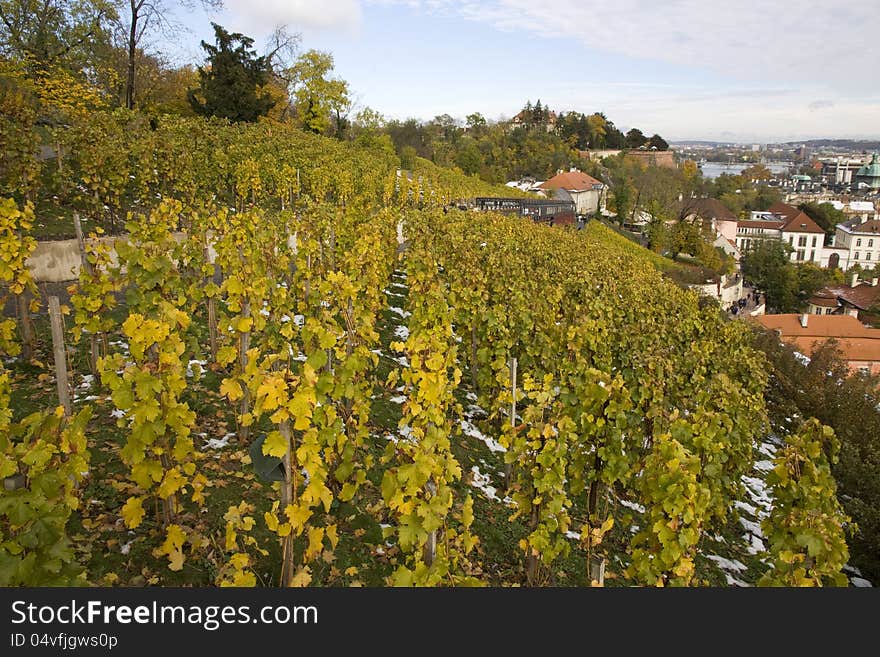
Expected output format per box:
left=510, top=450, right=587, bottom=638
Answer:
left=290, top=566, right=312, bottom=588
left=121, top=496, right=145, bottom=529
left=262, top=431, right=288, bottom=458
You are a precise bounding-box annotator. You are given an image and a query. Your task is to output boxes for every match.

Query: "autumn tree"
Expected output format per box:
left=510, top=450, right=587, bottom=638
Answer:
left=586, top=113, right=607, bottom=149
left=798, top=201, right=846, bottom=237
left=646, top=133, right=668, bottom=150
left=114, top=1, right=221, bottom=109
left=625, top=128, right=647, bottom=149
left=740, top=163, right=772, bottom=182
left=188, top=22, right=275, bottom=122
left=465, top=112, right=487, bottom=136
left=0, top=0, right=114, bottom=70
left=287, top=49, right=350, bottom=136
left=740, top=238, right=797, bottom=311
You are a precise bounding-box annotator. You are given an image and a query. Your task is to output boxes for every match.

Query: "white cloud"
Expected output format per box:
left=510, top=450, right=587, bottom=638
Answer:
left=808, top=100, right=834, bottom=111
left=380, top=0, right=878, bottom=90
left=221, top=0, right=362, bottom=35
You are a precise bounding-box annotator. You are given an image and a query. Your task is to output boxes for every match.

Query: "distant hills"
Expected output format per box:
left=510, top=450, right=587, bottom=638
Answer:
left=780, top=139, right=880, bottom=150
left=670, top=138, right=880, bottom=150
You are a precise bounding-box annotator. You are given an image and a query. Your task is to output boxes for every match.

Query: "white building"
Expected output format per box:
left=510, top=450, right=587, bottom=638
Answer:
left=736, top=202, right=827, bottom=264
left=537, top=169, right=605, bottom=215
left=819, top=156, right=868, bottom=185
left=832, top=217, right=880, bottom=270
left=828, top=200, right=877, bottom=223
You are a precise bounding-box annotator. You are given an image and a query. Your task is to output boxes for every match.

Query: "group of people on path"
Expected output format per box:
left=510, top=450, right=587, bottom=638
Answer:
left=729, top=287, right=762, bottom=316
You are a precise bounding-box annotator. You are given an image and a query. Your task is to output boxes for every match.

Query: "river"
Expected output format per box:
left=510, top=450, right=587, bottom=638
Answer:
left=698, top=161, right=792, bottom=179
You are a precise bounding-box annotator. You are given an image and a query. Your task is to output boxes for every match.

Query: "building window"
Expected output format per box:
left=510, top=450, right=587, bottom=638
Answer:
left=870, top=239, right=875, bottom=247
left=855, top=252, right=860, bottom=260
left=789, top=235, right=794, bottom=244
left=868, top=253, right=872, bottom=261
left=812, top=236, right=818, bottom=247
left=797, top=250, right=805, bottom=261
left=857, top=238, right=862, bottom=246
left=798, top=235, right=807, bottom=247
left=810, top=250, right=816, bottom=261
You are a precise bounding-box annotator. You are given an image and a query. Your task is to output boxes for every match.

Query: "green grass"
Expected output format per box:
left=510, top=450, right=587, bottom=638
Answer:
left=583, top=221, right=715, bottom=287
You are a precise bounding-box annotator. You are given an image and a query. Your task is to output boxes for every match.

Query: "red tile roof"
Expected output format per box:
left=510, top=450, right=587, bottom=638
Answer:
left=767, top=202, right=800, bottom=222
left=846, top=219, right=880, bottom=234
left=782, top=211, right=825, bottom=234
left=677, top=197, right=737, bottom=222
left=791, top=337, right=880, bottom=363
left=738, top=220, right=784, bottom=229
left=809, top=297, right=839, bottom=308
left=753, top=313, right=880, bottom=363
left=753, top=313, right=876, bottom=338
left=538, top=171, right=603, bottom=192
left=816, top=281, right=880, bottom=311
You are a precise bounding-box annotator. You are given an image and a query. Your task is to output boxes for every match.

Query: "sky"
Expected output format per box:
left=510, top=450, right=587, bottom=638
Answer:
left=161, top=0, right=880, bottom=143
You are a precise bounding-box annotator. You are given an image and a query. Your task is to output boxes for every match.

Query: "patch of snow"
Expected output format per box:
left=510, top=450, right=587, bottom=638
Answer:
left=757, top=441, right=777, bottom=458
left=565, top=530, right=581, bottom=541
left=389, top=395, right=407, bottom=404
left=205, top=433, right=235, bottom=449
left=753, top=460, right=774, bottom=473
left=735, top=500, right=757, bottom=516
left=721, top=573, right=751, bottom=587
left=78, top=375, right=95, bottom=389
left=460, top=419, right=506, bottom=453
left=705, top=554, right=748, bottom=572
left=619, top=499, right=646, bottom=514
left=110, top=409, right=126, bottom=419
left=851, top=577, right=872, bottom=587
left=389, top=306, right=411, bottom=319
left=120, top=540, right=133, bottom=555
left=466, top=404, right=487, bottom=419
left=742, top=475, right=772, bottom=513
left=739, top=517, right=763, bottom=537
left=469, top=465, right=500, bottom=502
left=745, top=533, right=766, bottom=555
left=394, top=326, right=410, bottom=340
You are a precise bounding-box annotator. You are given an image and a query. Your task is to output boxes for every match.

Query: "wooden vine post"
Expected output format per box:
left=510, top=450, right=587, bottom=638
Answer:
left=47, top=296, right=71, bottom=417
left=73, top=212, right=100, bottom=376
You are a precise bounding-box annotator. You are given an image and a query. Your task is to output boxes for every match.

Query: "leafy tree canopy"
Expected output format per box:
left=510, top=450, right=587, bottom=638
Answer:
left=287, top=49, right=350, bottom=136
left=187, top=22, right=275, bottom=123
